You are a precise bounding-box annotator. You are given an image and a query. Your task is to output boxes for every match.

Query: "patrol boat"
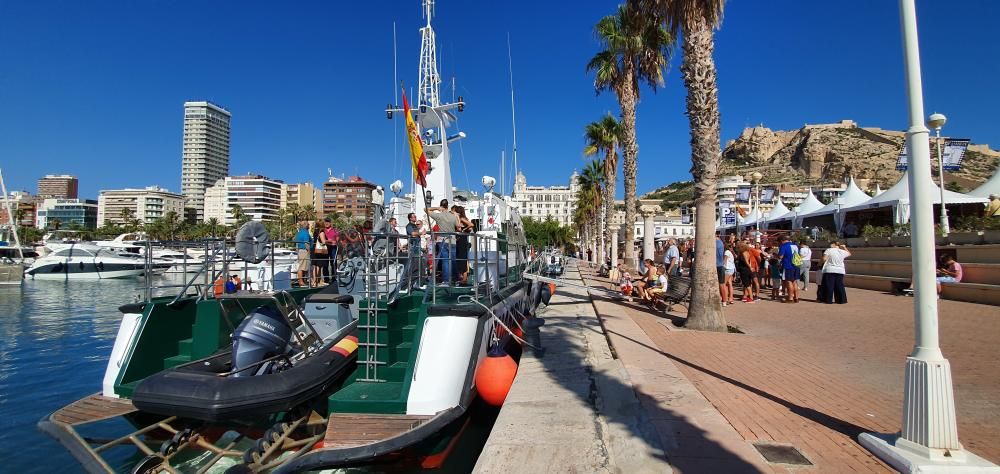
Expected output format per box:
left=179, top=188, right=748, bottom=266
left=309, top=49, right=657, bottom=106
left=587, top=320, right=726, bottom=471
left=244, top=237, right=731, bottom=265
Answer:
left=39, top=2, right=550, bottom=471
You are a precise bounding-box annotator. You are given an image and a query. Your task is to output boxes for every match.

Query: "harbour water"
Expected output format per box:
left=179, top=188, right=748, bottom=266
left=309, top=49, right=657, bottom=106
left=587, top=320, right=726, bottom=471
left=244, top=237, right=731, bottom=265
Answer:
left=0, top=278, right=143, bottom=472
left=0, top=276, right=499, bottom=473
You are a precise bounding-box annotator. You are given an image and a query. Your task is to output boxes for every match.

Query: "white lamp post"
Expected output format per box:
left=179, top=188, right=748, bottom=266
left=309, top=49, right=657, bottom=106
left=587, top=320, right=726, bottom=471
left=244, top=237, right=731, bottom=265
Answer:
left=859, top=1, right=997, bottom=471
left=927, top=112, right=949, bottom=234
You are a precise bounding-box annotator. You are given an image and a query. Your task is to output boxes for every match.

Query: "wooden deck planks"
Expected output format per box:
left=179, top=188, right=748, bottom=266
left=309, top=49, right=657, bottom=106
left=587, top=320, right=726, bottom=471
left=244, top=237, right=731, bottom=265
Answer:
left=324, top=413, right=431, bottom=448
left=51, top=393, right=137, bottom=426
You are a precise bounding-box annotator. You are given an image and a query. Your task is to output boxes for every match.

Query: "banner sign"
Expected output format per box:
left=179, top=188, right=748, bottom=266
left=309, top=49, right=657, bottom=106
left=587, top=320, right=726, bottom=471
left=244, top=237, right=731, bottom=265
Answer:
left=720, top=202, right=736, bottom=226
left=735, top=187, right=751, bottom=204
left=942, top=139, right=970, bottom=171
left=760, top=187, right=776, bottom=203
left=896, top=138, right=970, bottom=171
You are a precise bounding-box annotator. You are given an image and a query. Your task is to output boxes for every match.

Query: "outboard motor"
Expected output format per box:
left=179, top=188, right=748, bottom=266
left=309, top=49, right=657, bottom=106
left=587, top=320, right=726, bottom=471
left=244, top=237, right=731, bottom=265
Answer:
left=231, top=306, right=292, bottom=377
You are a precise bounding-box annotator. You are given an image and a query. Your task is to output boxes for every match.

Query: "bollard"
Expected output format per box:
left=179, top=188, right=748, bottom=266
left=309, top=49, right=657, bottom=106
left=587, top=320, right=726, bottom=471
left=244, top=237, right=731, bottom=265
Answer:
left=522, top=317, right=546, bottom=357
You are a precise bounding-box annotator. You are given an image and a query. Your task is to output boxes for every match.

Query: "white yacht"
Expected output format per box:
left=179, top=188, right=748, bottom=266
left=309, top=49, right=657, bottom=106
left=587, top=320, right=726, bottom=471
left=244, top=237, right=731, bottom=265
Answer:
left=25, top=243, right=170, bottom=280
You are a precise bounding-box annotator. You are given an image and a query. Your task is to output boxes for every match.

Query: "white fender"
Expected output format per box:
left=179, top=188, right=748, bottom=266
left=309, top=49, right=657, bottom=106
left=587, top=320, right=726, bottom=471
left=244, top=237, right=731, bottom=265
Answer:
left=101, top=312, right=143, bottom=397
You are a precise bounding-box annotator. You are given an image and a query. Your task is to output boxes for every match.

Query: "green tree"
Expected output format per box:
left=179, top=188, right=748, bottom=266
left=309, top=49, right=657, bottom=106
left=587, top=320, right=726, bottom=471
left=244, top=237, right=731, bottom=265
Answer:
left=575, top=160, right=605, bottom=257
left=206, top=217, right=221, bottom=239
left=162, top=211, right=181, bottom=241
left=584, top=114, right=622, bottom=265
left=588, top=2, right=673, bottom=268
left=643, top=0, right=728, bottom=331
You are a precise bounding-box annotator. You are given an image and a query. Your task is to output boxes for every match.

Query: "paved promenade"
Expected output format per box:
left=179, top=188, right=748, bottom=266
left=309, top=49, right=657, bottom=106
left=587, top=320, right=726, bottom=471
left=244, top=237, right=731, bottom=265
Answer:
left=580, top=264, right=1000, bottom=472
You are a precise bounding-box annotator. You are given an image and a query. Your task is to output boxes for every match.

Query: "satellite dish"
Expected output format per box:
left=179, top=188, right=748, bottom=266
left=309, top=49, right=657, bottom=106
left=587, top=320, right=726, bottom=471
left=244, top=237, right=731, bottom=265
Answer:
left=234, top=221, right=271, bottom=264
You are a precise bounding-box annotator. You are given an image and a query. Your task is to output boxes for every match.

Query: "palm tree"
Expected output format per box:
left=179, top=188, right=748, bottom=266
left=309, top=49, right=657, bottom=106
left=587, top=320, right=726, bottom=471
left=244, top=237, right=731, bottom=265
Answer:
left=162, top=211, right=180, bottom=241
left=576, top=160, right=605, bottom=259
left=584, top=114, right=622, bottom=265
left=206, top=217, right=221, bottom=239
left=119, top=208, right=136, bottom=232
left=302, top=204, right=318, bottom=222
left=587, top=2, right=673, bottom=269
left=642, top=0, right=727, bottom=332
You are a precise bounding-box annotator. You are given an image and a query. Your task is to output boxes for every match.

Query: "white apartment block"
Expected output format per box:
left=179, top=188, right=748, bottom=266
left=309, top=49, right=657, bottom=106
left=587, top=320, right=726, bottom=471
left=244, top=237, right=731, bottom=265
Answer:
left=203, top=174, right=283, bottom=225
left=181, top=101, right=231, bottom=221
left=511, top=170, right=579, bottom=226
left=97, top=186, right=184, bottom=225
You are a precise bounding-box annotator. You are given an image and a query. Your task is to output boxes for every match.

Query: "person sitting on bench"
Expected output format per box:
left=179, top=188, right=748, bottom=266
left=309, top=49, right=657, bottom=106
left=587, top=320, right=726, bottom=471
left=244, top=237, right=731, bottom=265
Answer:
left=905, top=254, right=962, bottom=295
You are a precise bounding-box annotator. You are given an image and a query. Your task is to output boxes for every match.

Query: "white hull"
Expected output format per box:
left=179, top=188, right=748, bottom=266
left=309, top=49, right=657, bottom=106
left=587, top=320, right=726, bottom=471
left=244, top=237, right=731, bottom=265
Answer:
left=28, top=268, right=146, bottom=280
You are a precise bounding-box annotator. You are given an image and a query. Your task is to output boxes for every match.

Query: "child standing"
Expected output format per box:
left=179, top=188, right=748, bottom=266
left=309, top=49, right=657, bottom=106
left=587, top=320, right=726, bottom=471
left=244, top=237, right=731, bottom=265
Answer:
left=769, top=253, right=783, bottom=300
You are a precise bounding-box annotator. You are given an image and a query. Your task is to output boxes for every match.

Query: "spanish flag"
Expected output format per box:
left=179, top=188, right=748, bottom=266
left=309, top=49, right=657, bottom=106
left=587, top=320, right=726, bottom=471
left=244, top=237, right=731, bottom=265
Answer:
left=402, top=89, right=430, bottom=187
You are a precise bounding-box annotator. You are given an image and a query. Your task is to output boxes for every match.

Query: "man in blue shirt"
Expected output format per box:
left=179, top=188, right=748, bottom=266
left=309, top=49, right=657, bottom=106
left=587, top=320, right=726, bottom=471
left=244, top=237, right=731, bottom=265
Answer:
left=293, top=221, right=311, bottom=286
left=715, top=231, right=726, bottom=303
left=777, top=235, right=801, bottom=303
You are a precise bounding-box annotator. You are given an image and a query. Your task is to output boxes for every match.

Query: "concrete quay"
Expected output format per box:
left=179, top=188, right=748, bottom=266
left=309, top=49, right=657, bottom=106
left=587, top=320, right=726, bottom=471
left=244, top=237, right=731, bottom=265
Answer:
left=477, top=258, right=1000, bottom=472
left=474, top=265, right=672, bottom=473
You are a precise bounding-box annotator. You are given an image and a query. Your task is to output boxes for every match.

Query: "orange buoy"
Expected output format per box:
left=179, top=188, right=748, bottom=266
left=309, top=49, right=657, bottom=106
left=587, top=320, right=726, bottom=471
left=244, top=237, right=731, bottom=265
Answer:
left=213, top=277, right=225, bottom=297
left=474, top=347, right=518, bottom=406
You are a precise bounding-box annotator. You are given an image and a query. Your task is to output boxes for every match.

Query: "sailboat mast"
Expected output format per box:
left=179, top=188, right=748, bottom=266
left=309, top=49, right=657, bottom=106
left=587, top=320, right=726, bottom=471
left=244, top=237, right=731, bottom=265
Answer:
left=507, top=33, right=518, bottom=195
left=0, top=169, right=24, bottom=262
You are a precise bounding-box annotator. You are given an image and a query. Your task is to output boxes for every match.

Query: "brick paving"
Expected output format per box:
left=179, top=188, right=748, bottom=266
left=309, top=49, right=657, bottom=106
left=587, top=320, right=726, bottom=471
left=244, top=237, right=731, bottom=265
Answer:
left=580, top=265, right=1000, bottom=472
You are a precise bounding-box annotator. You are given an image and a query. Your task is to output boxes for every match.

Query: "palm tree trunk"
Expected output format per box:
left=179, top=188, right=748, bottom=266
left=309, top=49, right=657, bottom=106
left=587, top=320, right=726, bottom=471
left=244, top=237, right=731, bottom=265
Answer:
left=682, top=18, right=727, bottom=332
left=604, top=153, right=616, bottom=271
left=619, top=69, right=639, bottom=270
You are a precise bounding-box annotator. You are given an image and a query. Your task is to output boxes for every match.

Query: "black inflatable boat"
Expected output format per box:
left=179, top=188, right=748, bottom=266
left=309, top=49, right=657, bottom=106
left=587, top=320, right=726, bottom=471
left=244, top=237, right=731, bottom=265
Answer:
left=132, top=306, right=358, bottom=422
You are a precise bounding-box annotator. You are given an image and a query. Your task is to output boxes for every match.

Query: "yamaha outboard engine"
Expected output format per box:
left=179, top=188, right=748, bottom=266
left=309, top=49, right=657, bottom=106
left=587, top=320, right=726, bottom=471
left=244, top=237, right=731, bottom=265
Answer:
left=231, top=306, right=292, bottom=377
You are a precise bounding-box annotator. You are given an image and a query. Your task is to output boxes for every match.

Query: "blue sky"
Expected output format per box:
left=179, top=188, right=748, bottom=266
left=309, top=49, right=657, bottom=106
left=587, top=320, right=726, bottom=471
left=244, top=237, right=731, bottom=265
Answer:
left=1, top=1, right=997, bottom=200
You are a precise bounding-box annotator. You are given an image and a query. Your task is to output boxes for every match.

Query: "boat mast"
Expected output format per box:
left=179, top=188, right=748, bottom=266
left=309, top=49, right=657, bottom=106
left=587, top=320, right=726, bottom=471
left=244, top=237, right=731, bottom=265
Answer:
left=0, top=169, right=24, bottom=262
left=418, top=0, right=440, bottom=108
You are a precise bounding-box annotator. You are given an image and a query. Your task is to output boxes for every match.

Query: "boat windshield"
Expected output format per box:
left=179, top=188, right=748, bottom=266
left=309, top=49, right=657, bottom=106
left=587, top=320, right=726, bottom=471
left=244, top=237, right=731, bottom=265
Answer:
left=53, top=248, right=95, bottom=258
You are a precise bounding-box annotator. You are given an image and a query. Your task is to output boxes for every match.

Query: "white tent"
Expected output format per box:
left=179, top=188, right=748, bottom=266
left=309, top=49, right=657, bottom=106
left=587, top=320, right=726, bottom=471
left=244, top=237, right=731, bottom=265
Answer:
left=842, top=171, right=987, bottom=225
left=797, top=177, right=872, bottom=233
left=768, top=190, right=824, bottom=228
left=969, top=166, right=1000, bottom=198
left=874, top=183, right=884, bottom=196
left=718, top=204, right=758, bottom=232
left=760, top=198, right=790, bottom=229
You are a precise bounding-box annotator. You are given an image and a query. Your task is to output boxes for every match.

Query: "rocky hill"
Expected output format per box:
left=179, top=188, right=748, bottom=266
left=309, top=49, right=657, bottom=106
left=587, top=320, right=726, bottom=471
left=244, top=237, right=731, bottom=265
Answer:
left=646, top=120, right=1000, bottom=209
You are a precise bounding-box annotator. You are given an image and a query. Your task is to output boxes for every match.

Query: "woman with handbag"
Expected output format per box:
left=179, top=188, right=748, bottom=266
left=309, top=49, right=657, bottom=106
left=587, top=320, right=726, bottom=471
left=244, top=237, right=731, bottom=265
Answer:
left=311, top=223, right=330, bottom=286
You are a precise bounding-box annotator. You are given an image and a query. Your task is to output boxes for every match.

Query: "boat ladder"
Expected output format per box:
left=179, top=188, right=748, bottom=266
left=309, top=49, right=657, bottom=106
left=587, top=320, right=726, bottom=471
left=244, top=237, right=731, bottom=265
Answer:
left=354, top=253, right=397, bottom=383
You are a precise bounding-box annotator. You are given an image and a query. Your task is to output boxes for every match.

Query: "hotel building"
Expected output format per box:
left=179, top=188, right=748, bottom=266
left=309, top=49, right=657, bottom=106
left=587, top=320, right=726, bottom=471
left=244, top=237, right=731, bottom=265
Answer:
left=97, top=186, right=185, bottom=225
left=180, top=101, right=231, bottom=221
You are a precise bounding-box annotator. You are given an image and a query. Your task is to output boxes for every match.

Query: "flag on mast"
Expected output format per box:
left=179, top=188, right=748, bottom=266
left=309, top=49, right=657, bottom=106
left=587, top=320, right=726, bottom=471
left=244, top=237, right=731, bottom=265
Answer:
left=402, top=89, right=430, bottom=187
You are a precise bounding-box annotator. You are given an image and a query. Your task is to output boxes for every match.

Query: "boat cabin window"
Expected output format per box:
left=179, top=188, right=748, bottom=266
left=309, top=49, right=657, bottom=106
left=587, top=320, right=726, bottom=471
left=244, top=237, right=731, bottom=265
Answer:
left=54, top=248, right=94, bottom=257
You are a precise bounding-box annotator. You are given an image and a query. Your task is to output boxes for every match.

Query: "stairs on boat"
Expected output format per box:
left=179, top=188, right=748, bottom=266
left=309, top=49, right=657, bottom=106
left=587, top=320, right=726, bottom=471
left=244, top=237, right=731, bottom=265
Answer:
left=329, top=296, right=423, bottom=414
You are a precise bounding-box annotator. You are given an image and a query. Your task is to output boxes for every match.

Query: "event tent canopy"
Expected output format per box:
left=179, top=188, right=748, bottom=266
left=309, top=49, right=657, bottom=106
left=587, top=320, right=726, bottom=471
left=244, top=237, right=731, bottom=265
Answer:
left=969, top=167, right=1000, bottom=198
left=841, top=171, right=987, bottom=225
left=796, top=177, right=873, bottom=232
left=760, top=198, right=790, bottom=228
left=768, top=190, right=825, bottom=228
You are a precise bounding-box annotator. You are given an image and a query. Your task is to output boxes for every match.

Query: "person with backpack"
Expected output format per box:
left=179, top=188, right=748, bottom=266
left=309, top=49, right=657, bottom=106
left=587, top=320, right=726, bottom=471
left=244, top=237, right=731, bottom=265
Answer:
left=777, top=235, right=801, bottom=303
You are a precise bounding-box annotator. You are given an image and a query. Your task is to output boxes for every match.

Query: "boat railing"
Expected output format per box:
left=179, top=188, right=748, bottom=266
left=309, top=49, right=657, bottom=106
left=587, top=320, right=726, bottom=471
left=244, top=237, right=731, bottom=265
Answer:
left=136, top=238, right=314, bottom=303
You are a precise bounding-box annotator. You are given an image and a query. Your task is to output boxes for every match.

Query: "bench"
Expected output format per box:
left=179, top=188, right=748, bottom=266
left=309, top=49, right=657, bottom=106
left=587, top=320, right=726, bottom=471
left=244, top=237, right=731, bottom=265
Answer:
left=656, top=275, right=692, bottom=312
left=838, top=273, right=1000, bottom=306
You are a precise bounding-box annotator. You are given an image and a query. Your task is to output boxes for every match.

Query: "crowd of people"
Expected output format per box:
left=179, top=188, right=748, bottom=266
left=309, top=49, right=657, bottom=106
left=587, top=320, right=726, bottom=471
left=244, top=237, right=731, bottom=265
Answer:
left=605, top=231, right=856, bottom=308
left=290, top=199, right=477, bottom=289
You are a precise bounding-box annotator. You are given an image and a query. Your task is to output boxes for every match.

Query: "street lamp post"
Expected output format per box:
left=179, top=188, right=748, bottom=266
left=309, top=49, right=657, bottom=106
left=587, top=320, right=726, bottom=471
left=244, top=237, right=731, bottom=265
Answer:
left=928, top=113, right=949, bottom=234
left=859, top=0, right=997, bottom=470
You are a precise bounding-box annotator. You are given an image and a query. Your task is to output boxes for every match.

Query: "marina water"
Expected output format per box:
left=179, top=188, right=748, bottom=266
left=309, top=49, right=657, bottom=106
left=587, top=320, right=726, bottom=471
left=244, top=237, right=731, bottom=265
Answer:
left=0, top=277, right=499, bottom=473
left=0, top=278, right=139, bottom=472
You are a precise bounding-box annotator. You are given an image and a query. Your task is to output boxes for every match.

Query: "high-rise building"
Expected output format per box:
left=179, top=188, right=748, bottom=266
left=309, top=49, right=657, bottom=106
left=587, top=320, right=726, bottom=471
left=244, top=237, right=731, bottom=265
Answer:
left=511, top=170, right=579, bottom=226
left=181, top=101, right=231, bottom=221
left=97, top=186, right=185, bottom=225
left=322, top=176, right=378, bottom=224
left=0, top=191, right=38, bottom=227
left=37, top=174, right=79, bottom=199
left=203, top=174, right=283, bottom=225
